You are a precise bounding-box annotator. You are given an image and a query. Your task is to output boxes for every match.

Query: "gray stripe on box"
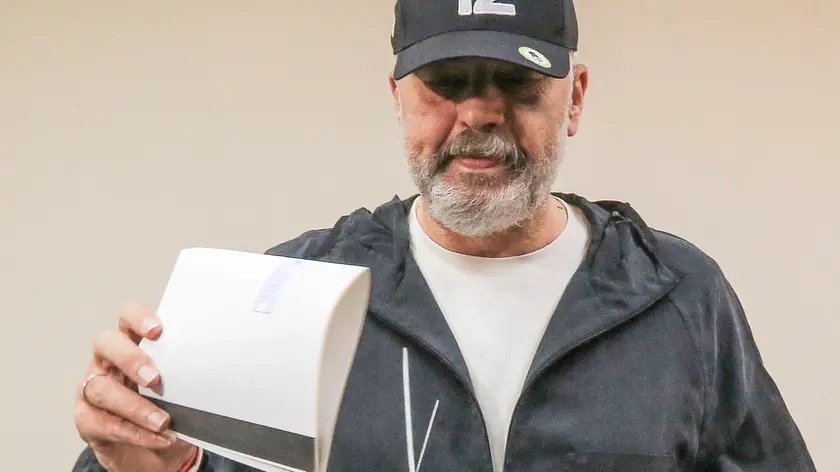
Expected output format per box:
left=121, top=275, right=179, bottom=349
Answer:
left=146, top=397, right=314, bottom=471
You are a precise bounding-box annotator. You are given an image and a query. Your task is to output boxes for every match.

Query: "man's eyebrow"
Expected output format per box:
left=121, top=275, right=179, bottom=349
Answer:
left=493, top=65, right=542, bottom=77
left=421, top=63, right=468, bottom=76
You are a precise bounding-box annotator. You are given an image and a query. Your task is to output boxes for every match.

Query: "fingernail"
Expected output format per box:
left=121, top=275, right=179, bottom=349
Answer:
left=148, top=411, right=167, bottom=430
left=142, top=318, right=161, bottom=336
left=138, top=365, right=159, bottom=385
left=163, top=430, right=178, bottom=443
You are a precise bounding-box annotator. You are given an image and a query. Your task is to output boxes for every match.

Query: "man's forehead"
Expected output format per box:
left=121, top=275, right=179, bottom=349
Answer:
left=415, top=58, right=542, bottom=77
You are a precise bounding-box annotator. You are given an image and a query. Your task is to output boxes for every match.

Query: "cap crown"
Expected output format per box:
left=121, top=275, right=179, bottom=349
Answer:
left=391, top=0, right=579, bottom=54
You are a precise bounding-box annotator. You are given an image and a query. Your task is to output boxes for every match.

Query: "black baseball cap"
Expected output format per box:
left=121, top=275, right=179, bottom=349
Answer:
left=391, top=0, right=578, bottom=80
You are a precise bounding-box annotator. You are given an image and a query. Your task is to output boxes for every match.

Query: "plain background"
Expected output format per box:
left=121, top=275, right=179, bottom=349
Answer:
left=2, top=0, right=837, bottom=470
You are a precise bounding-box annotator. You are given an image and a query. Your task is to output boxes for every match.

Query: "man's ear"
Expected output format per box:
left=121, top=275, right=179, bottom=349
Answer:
left=566, top=63, right=589, bottom=137
left=389, top=72, right=401, bottom=117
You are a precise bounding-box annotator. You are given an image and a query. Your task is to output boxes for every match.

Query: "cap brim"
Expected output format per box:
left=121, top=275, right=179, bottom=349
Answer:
left=393, top=30, right=572, bottom=80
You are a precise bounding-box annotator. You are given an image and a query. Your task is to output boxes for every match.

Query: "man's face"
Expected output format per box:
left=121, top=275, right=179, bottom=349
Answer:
left=390, top=57, right=587, bottom=237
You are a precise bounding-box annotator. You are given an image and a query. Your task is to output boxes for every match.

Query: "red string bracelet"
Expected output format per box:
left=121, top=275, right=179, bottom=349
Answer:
left=176, top=445, right=200, bottom=472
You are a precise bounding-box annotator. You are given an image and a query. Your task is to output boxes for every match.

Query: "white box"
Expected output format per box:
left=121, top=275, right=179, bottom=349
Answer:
left=139, top=247, right=371, bottom=472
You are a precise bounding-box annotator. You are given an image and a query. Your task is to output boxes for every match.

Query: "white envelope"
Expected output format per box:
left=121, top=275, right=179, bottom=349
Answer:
left=138, top=247, right=371, bottom=472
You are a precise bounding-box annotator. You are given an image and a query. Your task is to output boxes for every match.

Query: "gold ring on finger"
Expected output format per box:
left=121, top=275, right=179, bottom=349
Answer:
left=81, top=373, right=108, bottom=404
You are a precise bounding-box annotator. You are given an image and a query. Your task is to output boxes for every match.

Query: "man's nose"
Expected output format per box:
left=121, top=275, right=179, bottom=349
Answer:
left=458, top=85, right=506, bottom=133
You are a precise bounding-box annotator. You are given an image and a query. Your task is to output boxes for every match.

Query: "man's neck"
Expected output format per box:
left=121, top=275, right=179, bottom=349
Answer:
left=415, top=196, right=569, bottom=258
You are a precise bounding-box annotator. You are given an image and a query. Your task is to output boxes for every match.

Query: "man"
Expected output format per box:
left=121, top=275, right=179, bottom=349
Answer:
left=72, top=0, right=816, bottom=470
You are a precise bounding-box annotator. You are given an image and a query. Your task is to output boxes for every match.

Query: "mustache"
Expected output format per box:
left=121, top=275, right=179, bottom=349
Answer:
left=432, top=130, right=528, bottom=173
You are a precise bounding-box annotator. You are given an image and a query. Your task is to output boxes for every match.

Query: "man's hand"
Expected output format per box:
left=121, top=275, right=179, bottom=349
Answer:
left=74, top=301, right=196, bottom=472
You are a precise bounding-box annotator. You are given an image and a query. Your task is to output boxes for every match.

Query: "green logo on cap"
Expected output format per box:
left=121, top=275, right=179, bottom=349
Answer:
left=518, top=46, right=551, bottom=69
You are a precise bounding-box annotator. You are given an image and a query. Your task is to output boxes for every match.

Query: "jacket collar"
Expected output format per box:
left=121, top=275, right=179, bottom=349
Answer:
left=522, top=194, right=680, bottom=389
left=340, top=193, right=680, bottom=394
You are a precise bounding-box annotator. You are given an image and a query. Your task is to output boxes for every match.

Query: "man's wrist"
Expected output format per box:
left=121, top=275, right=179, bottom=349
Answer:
left=176, top=445, right=202, bottom=472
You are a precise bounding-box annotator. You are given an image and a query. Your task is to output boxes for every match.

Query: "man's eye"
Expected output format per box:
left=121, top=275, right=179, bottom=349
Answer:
left=424, top=76, right=468, bottom=98
left=494, top=74, right=537, bottom=91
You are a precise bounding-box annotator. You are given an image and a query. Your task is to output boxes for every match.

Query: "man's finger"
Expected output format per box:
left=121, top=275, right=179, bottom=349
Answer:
left=76, top=400, right=176, bottom=450
left=82, top=373, right=171, bottom=433
left=93, top=330, right=161, bottom=388
left=118, top=301, right=162, bottom=342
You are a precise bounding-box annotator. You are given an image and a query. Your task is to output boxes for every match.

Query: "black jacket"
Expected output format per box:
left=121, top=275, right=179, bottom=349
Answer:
left=74, top=193, right=815, bottom=471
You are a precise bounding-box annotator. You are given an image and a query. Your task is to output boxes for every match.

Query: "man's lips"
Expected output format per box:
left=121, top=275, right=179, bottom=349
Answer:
left=451, top=156, right=501, bottom=170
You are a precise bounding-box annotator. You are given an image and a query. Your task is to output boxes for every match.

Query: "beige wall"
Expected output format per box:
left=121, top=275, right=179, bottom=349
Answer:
left=2, top=1, right=836, bottom=470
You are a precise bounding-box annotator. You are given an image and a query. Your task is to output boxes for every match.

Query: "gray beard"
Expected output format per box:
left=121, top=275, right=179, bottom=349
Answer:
left=401, top=119, right=570, bottom=238
left=407, top=143, right=563, bottom=237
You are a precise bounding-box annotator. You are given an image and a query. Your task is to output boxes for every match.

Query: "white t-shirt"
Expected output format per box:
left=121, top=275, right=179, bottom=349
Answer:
left=409, top=196, right=589, bottom=472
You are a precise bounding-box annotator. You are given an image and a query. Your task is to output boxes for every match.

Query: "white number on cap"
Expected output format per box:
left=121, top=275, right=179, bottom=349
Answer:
left=459, top=0, right=516, bottom=16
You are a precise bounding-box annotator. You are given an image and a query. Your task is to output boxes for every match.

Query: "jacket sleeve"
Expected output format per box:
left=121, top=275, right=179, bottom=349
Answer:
left=71, top=446, right=259, bottom=472
left=71, top=447, right=105, bottom=472
left=699, top=276, right=816, bottom=471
